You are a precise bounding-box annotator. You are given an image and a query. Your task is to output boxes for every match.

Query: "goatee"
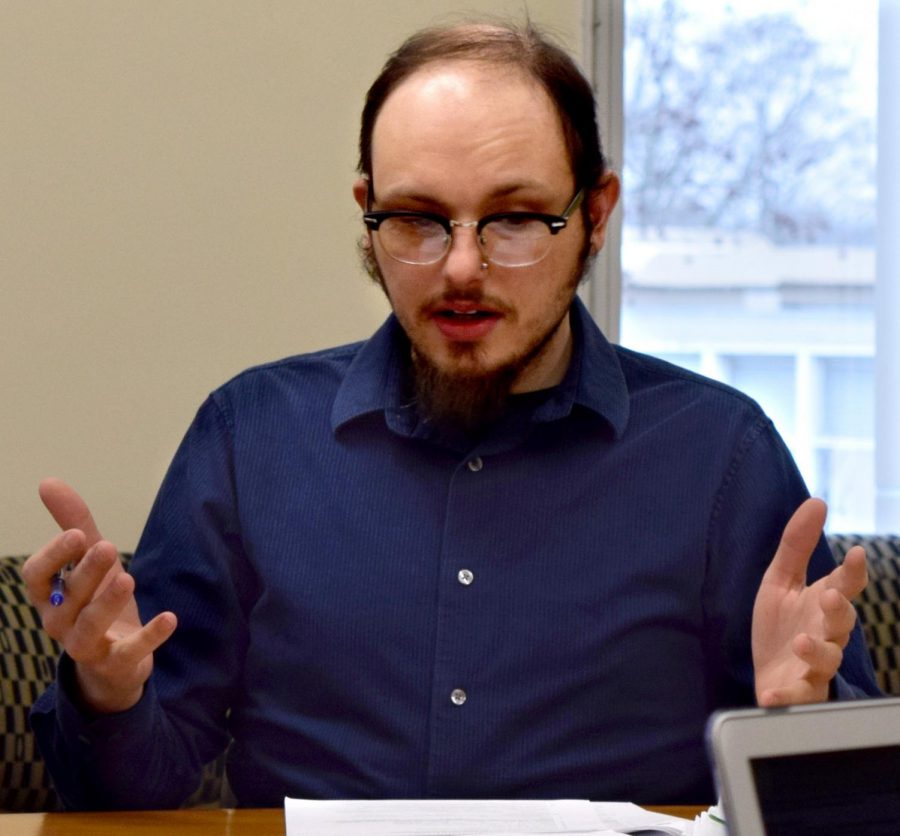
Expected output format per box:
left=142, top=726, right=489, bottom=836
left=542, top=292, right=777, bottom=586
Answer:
left=408, top=301, right=569, bottom=436
left=410, top=346, right=519, bottom=436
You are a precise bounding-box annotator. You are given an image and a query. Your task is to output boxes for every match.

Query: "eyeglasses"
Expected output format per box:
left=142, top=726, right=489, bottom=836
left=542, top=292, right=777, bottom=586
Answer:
left=362, top=189, right=584, bottom=268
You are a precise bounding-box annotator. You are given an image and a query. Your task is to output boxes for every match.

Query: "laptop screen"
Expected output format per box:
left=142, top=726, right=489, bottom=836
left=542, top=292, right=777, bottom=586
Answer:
left=750, top=744, right=900, bottom=835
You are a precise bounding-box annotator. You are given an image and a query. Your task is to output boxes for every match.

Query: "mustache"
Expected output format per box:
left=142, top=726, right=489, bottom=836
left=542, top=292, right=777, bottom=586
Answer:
left=420, top=289, right=513, bottom=315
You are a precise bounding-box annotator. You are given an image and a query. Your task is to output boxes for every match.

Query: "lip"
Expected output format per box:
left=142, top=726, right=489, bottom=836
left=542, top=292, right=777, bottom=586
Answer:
left=429, top=304, right=503, bottom=342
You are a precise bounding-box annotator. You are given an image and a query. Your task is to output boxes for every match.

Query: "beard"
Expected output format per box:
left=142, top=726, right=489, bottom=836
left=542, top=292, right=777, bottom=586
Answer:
left=408, top=322, right=557, bottom=435
left=360, top=237, right=595, bottom=436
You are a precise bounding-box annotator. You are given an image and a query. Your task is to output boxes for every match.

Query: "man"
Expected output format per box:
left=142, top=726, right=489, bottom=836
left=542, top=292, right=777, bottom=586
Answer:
left=24, top=21, right=879, bottom=810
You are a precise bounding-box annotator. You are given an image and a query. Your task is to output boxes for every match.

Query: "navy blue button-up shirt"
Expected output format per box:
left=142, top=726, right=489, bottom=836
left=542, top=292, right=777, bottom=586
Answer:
left=32, top=299, right=879, bottom=809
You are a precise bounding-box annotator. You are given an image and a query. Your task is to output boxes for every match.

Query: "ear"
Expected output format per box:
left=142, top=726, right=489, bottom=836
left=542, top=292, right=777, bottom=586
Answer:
left=586, top=171, right=620, bottom=254
left=353, top=177, right=370, bottom=212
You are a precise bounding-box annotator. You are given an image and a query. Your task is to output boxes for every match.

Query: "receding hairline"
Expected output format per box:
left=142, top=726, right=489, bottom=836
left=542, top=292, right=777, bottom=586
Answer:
left=358, top=17, right=607, bottom=195
left=374, top=56, right=559, bottom=114
left=384, top=19, right=577, bottom=67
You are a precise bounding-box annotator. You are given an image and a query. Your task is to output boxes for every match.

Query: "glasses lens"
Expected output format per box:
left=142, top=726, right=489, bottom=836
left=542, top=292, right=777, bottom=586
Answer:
left=379, top=217, right=448, bottom=264
left=481, top=217, right=552, bottom=267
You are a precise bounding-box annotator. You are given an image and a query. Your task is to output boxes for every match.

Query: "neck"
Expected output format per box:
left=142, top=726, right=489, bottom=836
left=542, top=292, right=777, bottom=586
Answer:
left=510, top=310, right=573, bottom=393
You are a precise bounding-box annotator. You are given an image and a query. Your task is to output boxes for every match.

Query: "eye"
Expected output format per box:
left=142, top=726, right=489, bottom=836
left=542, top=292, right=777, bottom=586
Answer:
left=383, top=216, right=445, bottom=239
left=486, top=215, right=546, bottom=239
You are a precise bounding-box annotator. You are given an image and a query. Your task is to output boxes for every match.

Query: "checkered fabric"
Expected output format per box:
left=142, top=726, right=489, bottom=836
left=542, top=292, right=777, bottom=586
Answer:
left=828, top=534, right=900, bottom=696
left=0, top=553, right=225, bottom=811
left=0, top=554, right=62, bottom=811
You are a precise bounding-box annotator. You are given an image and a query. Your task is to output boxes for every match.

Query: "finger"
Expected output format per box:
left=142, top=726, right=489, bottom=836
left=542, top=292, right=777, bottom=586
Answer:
left=758, top=686, right=789, bottom=707
left=38, top=477, right=104, bottom=546
left=21, top=529, right=90, bottom=605
left=819, top=588, right=858, bottom=647
left=65, top=571, right=138, bottom=662
left=59, top=541, right=122, bottom=610
left=764, top=498, right=827, bottom=586
left=112, top=611, right=178, bottom=666
left=792, top=632, right=844, bottom=683
left=825, top=545, right=868, bottom=600
left=758, top=683, right=820, bottom=708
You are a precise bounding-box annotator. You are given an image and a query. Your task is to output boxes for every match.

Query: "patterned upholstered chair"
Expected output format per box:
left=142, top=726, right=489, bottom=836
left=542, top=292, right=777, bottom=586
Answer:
left=0, top=555, right=62, bottom=811
left=0, top=553, right=225, bottom=812
left=828, top=534, right=900, bottom=696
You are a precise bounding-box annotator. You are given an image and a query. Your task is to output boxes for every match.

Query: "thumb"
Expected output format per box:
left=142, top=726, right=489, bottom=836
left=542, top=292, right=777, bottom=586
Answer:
left=766, top=497, right=827, bottom=586
left=38, top=477, right=104, bottom=547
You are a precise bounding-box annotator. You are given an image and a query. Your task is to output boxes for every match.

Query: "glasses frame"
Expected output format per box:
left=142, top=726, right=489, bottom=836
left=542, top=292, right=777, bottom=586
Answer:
left=362, top=188, right=585, bottom=267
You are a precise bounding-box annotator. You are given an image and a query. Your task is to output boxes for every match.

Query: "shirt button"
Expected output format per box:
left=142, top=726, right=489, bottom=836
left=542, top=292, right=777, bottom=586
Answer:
left=457, top=569, right=474, bottom=586
left=450, top=688, right=467, bottom=706
left=467, top=456, right=483, bottom=472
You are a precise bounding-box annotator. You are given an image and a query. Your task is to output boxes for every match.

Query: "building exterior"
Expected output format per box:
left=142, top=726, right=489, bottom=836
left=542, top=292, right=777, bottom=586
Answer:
left=621, top=228, right=875, bottom=532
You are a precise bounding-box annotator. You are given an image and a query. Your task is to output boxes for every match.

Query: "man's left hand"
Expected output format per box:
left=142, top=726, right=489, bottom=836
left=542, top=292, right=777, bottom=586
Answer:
left=752, top=497, right=867, bottom=707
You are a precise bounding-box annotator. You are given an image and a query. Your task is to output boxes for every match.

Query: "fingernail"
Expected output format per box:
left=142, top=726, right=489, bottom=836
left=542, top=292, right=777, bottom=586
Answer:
left=62, top=530, right=80, bottom=549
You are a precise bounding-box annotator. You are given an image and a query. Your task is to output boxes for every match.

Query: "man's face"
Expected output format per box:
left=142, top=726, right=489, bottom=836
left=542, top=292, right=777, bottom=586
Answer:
left=354, top=61, right=616, bottom=426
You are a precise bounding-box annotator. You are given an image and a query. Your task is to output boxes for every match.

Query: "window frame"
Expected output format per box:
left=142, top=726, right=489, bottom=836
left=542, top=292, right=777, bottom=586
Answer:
left=579, top=0, right=625, bottom=342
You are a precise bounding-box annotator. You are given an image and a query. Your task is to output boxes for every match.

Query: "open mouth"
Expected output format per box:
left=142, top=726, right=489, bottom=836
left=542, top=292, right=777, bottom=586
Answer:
left=431, top=306, right=502, bottom=341
left=437, top=309, right=497, bottom=320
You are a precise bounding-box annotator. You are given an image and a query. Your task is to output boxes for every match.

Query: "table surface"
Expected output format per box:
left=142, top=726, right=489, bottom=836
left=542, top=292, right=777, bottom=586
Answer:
left=0, top=805, right=706, bottom=835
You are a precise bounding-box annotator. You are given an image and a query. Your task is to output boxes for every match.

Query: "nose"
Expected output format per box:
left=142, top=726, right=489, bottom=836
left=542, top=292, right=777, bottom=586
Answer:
left=442, top=223, right=487, bottom=286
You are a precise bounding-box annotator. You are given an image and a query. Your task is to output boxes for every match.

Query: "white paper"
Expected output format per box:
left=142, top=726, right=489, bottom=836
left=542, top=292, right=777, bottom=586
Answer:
left=590, top=802, right=689, bottom=835
left=285, top=798, right=618, bottom=836
left=685, top=803, right=727, bottom=836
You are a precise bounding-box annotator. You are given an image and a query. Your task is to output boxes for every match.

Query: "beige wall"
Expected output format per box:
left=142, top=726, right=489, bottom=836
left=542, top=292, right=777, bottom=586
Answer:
left=2, top=1, right=584, bottom=553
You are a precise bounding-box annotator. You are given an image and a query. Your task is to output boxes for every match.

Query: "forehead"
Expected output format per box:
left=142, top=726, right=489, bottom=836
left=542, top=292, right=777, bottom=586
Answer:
left=370, top=61, right=573, bottom=204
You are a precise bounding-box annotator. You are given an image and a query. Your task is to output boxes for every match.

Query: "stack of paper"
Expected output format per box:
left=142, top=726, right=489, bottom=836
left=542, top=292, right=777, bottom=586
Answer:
left=284, top=798, right=693, bottom=836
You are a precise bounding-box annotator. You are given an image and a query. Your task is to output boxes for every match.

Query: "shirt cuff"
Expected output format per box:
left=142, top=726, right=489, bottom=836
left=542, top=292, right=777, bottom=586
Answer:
left=53, top=652, right=157, bottom=753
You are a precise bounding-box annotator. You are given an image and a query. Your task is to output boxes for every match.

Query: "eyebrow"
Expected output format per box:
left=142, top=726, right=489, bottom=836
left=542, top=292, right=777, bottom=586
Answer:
left=373, top=181, right=559, bottom=210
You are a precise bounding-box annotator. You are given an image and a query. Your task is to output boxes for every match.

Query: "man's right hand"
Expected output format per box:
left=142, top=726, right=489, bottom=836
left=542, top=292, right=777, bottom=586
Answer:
left=21, top=478, right=177, bottom=714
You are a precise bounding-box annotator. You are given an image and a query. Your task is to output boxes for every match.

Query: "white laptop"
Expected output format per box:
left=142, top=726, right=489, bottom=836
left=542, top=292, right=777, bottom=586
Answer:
left=706, top=697, right=900, bottom=835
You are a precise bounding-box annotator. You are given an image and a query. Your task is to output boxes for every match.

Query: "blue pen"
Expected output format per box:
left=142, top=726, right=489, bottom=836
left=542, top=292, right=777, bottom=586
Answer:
left=50, top=570, right=66, bottom=607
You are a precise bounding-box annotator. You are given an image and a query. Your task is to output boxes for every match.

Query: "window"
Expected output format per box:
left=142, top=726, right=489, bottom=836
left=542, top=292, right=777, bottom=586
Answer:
left=608, top=0, right=884, bottom=532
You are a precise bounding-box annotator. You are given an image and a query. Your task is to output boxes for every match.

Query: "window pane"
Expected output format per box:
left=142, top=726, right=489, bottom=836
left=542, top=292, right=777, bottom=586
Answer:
left=819, top=357, right=875, bottom=438
left=814, top=448, right=876, bottom=533
left=621, top=0, right=878, bottom=532
left=724, top=355, right=795, bottom=435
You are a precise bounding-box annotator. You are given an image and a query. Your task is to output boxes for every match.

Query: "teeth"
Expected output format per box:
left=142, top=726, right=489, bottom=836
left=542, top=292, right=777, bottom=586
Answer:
left=438, top=309, right=494, bottom=320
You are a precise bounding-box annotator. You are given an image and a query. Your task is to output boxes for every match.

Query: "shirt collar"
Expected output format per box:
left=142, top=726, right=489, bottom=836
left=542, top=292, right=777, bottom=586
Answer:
left=331, top=296, right=629, bottom=439
left=539, top=296, right=629, bottom=437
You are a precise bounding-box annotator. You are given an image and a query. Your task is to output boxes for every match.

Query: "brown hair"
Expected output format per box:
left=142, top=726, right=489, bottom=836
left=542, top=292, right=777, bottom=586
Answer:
left=358, top=21, right=607, bottom=194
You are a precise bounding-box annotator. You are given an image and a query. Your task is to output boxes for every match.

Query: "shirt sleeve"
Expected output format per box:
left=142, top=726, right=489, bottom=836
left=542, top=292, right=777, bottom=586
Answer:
left=30, top=394, right=251, bottom=809
left=702, top=412, right=881, bottom=706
